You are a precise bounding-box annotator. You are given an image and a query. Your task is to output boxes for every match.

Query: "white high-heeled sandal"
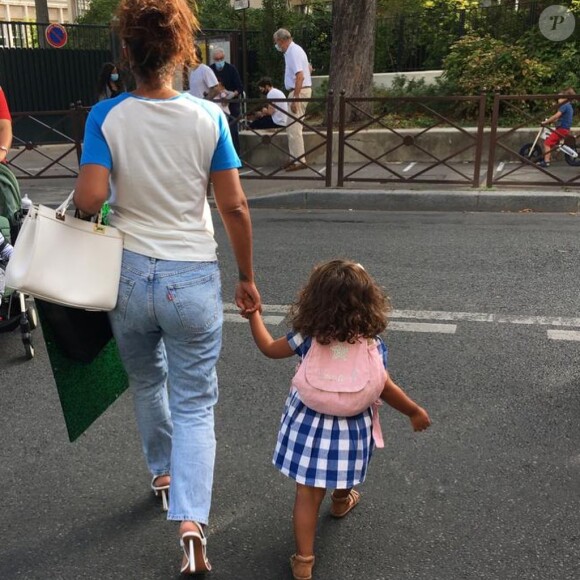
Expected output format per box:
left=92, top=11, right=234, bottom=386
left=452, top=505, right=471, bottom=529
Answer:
left=180, top=525, right=211, bottom=574
left=151, top=476, right=169, bottom=512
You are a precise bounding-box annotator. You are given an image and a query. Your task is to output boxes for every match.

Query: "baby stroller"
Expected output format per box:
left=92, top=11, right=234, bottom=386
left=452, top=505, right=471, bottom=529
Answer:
left=0, top=164, right=38, bottom=359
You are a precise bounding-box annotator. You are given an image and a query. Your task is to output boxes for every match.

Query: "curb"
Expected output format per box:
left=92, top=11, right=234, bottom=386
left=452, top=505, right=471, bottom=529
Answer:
left=246, top=189, right=580, bottom=213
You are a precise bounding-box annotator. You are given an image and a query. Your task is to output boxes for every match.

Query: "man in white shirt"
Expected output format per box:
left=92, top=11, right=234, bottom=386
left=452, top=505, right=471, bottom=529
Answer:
left=273, top=28, right=312, bottom=171
left=188, top=45, right=219, bottom=100
left=249, top=77, right=289, bottom=130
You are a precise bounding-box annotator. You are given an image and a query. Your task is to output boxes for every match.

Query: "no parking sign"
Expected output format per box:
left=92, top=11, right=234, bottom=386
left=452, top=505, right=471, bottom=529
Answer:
left=45, top=23, right=68, bottom=48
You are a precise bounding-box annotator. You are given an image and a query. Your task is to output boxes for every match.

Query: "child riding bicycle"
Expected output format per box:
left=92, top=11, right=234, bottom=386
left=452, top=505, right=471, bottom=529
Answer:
left=537, top=87, right=575, bottom=168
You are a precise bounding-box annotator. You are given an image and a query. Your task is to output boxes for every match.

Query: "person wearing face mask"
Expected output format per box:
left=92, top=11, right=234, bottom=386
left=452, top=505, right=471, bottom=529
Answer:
left=249, top=77, right=289, bottom=130
left=96, top=62, right=125, bottom=102
left=273, top=28, right=311, bottom=172
left=210, top=47, right=243, bottom=154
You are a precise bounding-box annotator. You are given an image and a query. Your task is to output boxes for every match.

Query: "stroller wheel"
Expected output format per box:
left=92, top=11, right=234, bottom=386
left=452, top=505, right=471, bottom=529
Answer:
left=26, top=305, right=38, bottom=330
left=24, top=341, right=35, bottom=360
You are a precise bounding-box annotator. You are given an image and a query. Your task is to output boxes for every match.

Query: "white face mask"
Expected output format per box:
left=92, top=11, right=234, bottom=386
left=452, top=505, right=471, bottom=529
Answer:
left=274, top=43, right=283, bottom=52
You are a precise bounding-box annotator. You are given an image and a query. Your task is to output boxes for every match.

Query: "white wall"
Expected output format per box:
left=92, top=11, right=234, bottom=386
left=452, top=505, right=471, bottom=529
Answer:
left=311, top=70, right=444, bottom=93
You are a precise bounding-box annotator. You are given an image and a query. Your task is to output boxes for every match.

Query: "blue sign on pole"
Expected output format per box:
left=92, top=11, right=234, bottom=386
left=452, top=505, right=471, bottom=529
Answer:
left=45, top=23, right=68, bottom=48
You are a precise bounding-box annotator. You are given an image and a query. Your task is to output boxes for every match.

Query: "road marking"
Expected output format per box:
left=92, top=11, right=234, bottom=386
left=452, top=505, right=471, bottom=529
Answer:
left=497, top=162, right=505, bottom=172
left=223, top=313, right=284, bottom=325
left=403, top=162, right=416, bottom=172
left=547, top=330, right=580, bottom=342
left=389, top=322, right=456, bottom=334
left=224, top=304, right=580, bottom=327
left=390, top=309, right=580, bottom=327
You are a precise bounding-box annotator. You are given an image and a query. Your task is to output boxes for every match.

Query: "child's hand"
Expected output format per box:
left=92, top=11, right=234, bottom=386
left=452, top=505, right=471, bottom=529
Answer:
left=409, top=407, right=431, bottom=432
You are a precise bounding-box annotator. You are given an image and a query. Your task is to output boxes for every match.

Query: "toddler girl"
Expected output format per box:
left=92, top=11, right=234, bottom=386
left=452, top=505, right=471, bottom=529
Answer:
left=245, top=259, right=431, bottom=580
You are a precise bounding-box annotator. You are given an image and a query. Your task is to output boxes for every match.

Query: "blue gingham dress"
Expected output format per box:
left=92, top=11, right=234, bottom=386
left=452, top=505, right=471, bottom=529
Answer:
left=273, top=332, right=388, bottom=489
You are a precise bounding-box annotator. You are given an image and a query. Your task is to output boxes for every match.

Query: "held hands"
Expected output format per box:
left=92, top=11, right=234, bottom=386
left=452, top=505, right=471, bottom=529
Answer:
left=409, top=406, right=431, bottom=432
left=290, top=101, right=298, bottom=114
left=235, top=280, right=262, bottom=317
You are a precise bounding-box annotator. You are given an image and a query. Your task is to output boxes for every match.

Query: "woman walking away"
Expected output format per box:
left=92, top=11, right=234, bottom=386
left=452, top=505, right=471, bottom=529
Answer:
left=74, top=0, right=261, bottom=574
left=245, top=260, right=430, bottom=579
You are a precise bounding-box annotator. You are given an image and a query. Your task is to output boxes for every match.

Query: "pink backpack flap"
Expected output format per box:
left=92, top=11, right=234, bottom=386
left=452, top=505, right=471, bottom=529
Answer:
left=292, top=338, right=387, bottom=417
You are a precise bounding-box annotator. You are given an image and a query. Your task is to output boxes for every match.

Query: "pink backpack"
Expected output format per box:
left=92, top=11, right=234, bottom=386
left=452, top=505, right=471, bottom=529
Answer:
left=292, top=338, right=388, bottom=447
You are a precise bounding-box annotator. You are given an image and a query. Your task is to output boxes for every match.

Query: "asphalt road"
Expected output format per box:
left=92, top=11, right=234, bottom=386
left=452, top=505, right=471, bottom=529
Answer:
left=1, top=210, right=580, bottom=580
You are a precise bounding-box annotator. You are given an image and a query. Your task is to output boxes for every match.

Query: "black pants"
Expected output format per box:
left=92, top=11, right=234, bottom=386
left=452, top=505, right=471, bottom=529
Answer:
left=249, top=116, right=285, bottom=130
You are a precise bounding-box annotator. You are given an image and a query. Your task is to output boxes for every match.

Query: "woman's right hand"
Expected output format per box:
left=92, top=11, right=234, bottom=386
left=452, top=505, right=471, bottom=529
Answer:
left=235, top=280, right=261, bottom=316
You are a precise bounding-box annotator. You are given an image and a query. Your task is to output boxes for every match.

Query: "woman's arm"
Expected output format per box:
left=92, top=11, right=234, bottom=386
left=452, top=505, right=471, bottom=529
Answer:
left=381, top=374, right=431, bottom=432
left=247, top=310, right=294, bottom=359
left=211, top=168, right=261, bottom=315
left=73, top=164, right=110, bottom=214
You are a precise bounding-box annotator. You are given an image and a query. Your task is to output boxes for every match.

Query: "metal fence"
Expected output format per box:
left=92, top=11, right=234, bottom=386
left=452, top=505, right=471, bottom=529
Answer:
left=486, top=94, right=580, bottom=188
left=6, top=94, right=580, bottom=189
left=0, top=21, right=112, bottom=50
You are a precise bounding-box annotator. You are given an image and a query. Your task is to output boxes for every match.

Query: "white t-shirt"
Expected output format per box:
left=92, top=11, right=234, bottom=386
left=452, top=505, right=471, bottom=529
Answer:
left=188, top=64, right=219, bottom=99
left=81, top=93, right=240, bottom=261
left=283, top=42, right=311, bottom=91
left=267, top=88, right=289, bottom=126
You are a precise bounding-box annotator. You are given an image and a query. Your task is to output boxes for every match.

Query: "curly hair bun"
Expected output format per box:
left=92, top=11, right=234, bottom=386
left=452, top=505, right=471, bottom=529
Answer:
left=117, top=0, right=198, bottom=81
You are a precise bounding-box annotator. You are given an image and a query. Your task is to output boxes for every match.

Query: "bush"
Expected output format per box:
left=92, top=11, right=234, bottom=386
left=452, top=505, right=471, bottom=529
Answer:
left=442, top=34, right=550, bottom=96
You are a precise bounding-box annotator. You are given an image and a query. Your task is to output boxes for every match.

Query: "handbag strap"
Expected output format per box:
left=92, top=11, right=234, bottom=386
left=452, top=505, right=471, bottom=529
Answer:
left=56, top=190, right=103, bottom=225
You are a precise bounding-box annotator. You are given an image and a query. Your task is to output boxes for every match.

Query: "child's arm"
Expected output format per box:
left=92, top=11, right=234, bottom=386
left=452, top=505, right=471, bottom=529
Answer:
left=381, top=373, right=431, bottom=432
left=247, top=310, right=295, bottom=359
left=543, top=110, right=562, bottom=125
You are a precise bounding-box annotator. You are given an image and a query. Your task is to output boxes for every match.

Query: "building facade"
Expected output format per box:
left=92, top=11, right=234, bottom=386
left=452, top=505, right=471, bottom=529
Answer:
left=0, top=0, right=89, bottom=23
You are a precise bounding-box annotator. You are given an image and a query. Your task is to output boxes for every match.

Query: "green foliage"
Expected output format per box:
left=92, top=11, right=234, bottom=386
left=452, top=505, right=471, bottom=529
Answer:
left=76, top=0, right=119, bottom=24
left=442, top=35, right=551, bottom=95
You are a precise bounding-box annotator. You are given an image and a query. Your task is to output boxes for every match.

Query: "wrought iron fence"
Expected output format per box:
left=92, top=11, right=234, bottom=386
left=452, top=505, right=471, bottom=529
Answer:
left=0, top=21, right=112, bottom=50
left=6, top=94, right=579, bottom=190
left=336, top=93, right=487, bottom=187
left=486, top=94, right=580, bottom=188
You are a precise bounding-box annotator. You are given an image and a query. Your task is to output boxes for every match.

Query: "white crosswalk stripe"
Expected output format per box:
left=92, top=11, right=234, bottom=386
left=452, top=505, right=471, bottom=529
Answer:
left=223, top=303, right=580, bottom=339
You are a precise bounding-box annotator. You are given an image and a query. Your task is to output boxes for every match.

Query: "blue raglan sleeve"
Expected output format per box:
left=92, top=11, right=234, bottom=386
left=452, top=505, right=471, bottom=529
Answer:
left=80, top=105, right=113, bottom=170
left=210, top=109, right=241, bottom=172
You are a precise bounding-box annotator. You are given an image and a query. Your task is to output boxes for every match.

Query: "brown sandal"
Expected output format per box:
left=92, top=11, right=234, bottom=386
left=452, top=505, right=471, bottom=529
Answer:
left=330, top=489, right=361, bottom=518
left=290, top=554, right=315, bottom=580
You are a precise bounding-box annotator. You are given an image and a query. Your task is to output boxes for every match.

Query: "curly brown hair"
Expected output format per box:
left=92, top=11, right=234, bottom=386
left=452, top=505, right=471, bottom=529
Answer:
left=287, top=260, right=391, bottom=344
left=116, top=0, right=198, bottom=83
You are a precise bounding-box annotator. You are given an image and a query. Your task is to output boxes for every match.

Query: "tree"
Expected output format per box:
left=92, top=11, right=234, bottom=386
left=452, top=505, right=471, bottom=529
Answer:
left=327, top=0, right=377, bottom=122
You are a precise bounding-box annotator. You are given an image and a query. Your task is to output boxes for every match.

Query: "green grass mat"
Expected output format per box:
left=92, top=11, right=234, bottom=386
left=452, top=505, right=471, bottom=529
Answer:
left=39, top=309, right=129, bottom=442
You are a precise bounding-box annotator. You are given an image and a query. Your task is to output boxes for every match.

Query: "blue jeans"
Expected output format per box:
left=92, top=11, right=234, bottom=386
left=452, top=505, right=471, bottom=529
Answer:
left=109, top=250, right=223, bottom=524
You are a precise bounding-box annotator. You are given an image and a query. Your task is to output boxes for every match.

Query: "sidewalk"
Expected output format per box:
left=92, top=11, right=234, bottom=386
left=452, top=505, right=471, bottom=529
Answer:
left=17, top=174, right=580, bottom=214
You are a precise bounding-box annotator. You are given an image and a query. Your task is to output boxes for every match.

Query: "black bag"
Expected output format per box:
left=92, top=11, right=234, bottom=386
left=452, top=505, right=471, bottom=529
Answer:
left=35, top=299, right=113, bottom=363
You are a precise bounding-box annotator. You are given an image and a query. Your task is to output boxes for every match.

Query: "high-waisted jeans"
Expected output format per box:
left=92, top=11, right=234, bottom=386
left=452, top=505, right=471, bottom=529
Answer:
left=109, top=250, right=223, bottom=524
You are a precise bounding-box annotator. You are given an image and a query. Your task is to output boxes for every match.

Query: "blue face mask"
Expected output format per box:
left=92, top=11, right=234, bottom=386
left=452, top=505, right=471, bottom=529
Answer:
left=110, top=73, right=119, bottom=82
left=214, top=61, right=225, bottom=71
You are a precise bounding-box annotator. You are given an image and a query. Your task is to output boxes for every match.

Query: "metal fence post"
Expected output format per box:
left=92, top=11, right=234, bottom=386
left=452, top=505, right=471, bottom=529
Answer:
left=472, top=92, right=487, bottom=188
left=325, top=90, right=334, bottom=187
left=486, top=93, right=501, bottom=188
left=71, top=101, right=85, bottom=166
left=337, top=91, right=346, bottom=187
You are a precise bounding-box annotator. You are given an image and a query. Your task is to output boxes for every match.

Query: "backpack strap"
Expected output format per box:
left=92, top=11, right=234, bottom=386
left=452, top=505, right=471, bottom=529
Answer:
left=371, top=400, right=385, bottom=448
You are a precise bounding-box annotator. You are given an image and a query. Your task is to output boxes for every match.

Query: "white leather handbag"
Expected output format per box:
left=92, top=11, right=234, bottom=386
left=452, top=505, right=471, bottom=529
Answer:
left=5, top=191, right=123, bottom=311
